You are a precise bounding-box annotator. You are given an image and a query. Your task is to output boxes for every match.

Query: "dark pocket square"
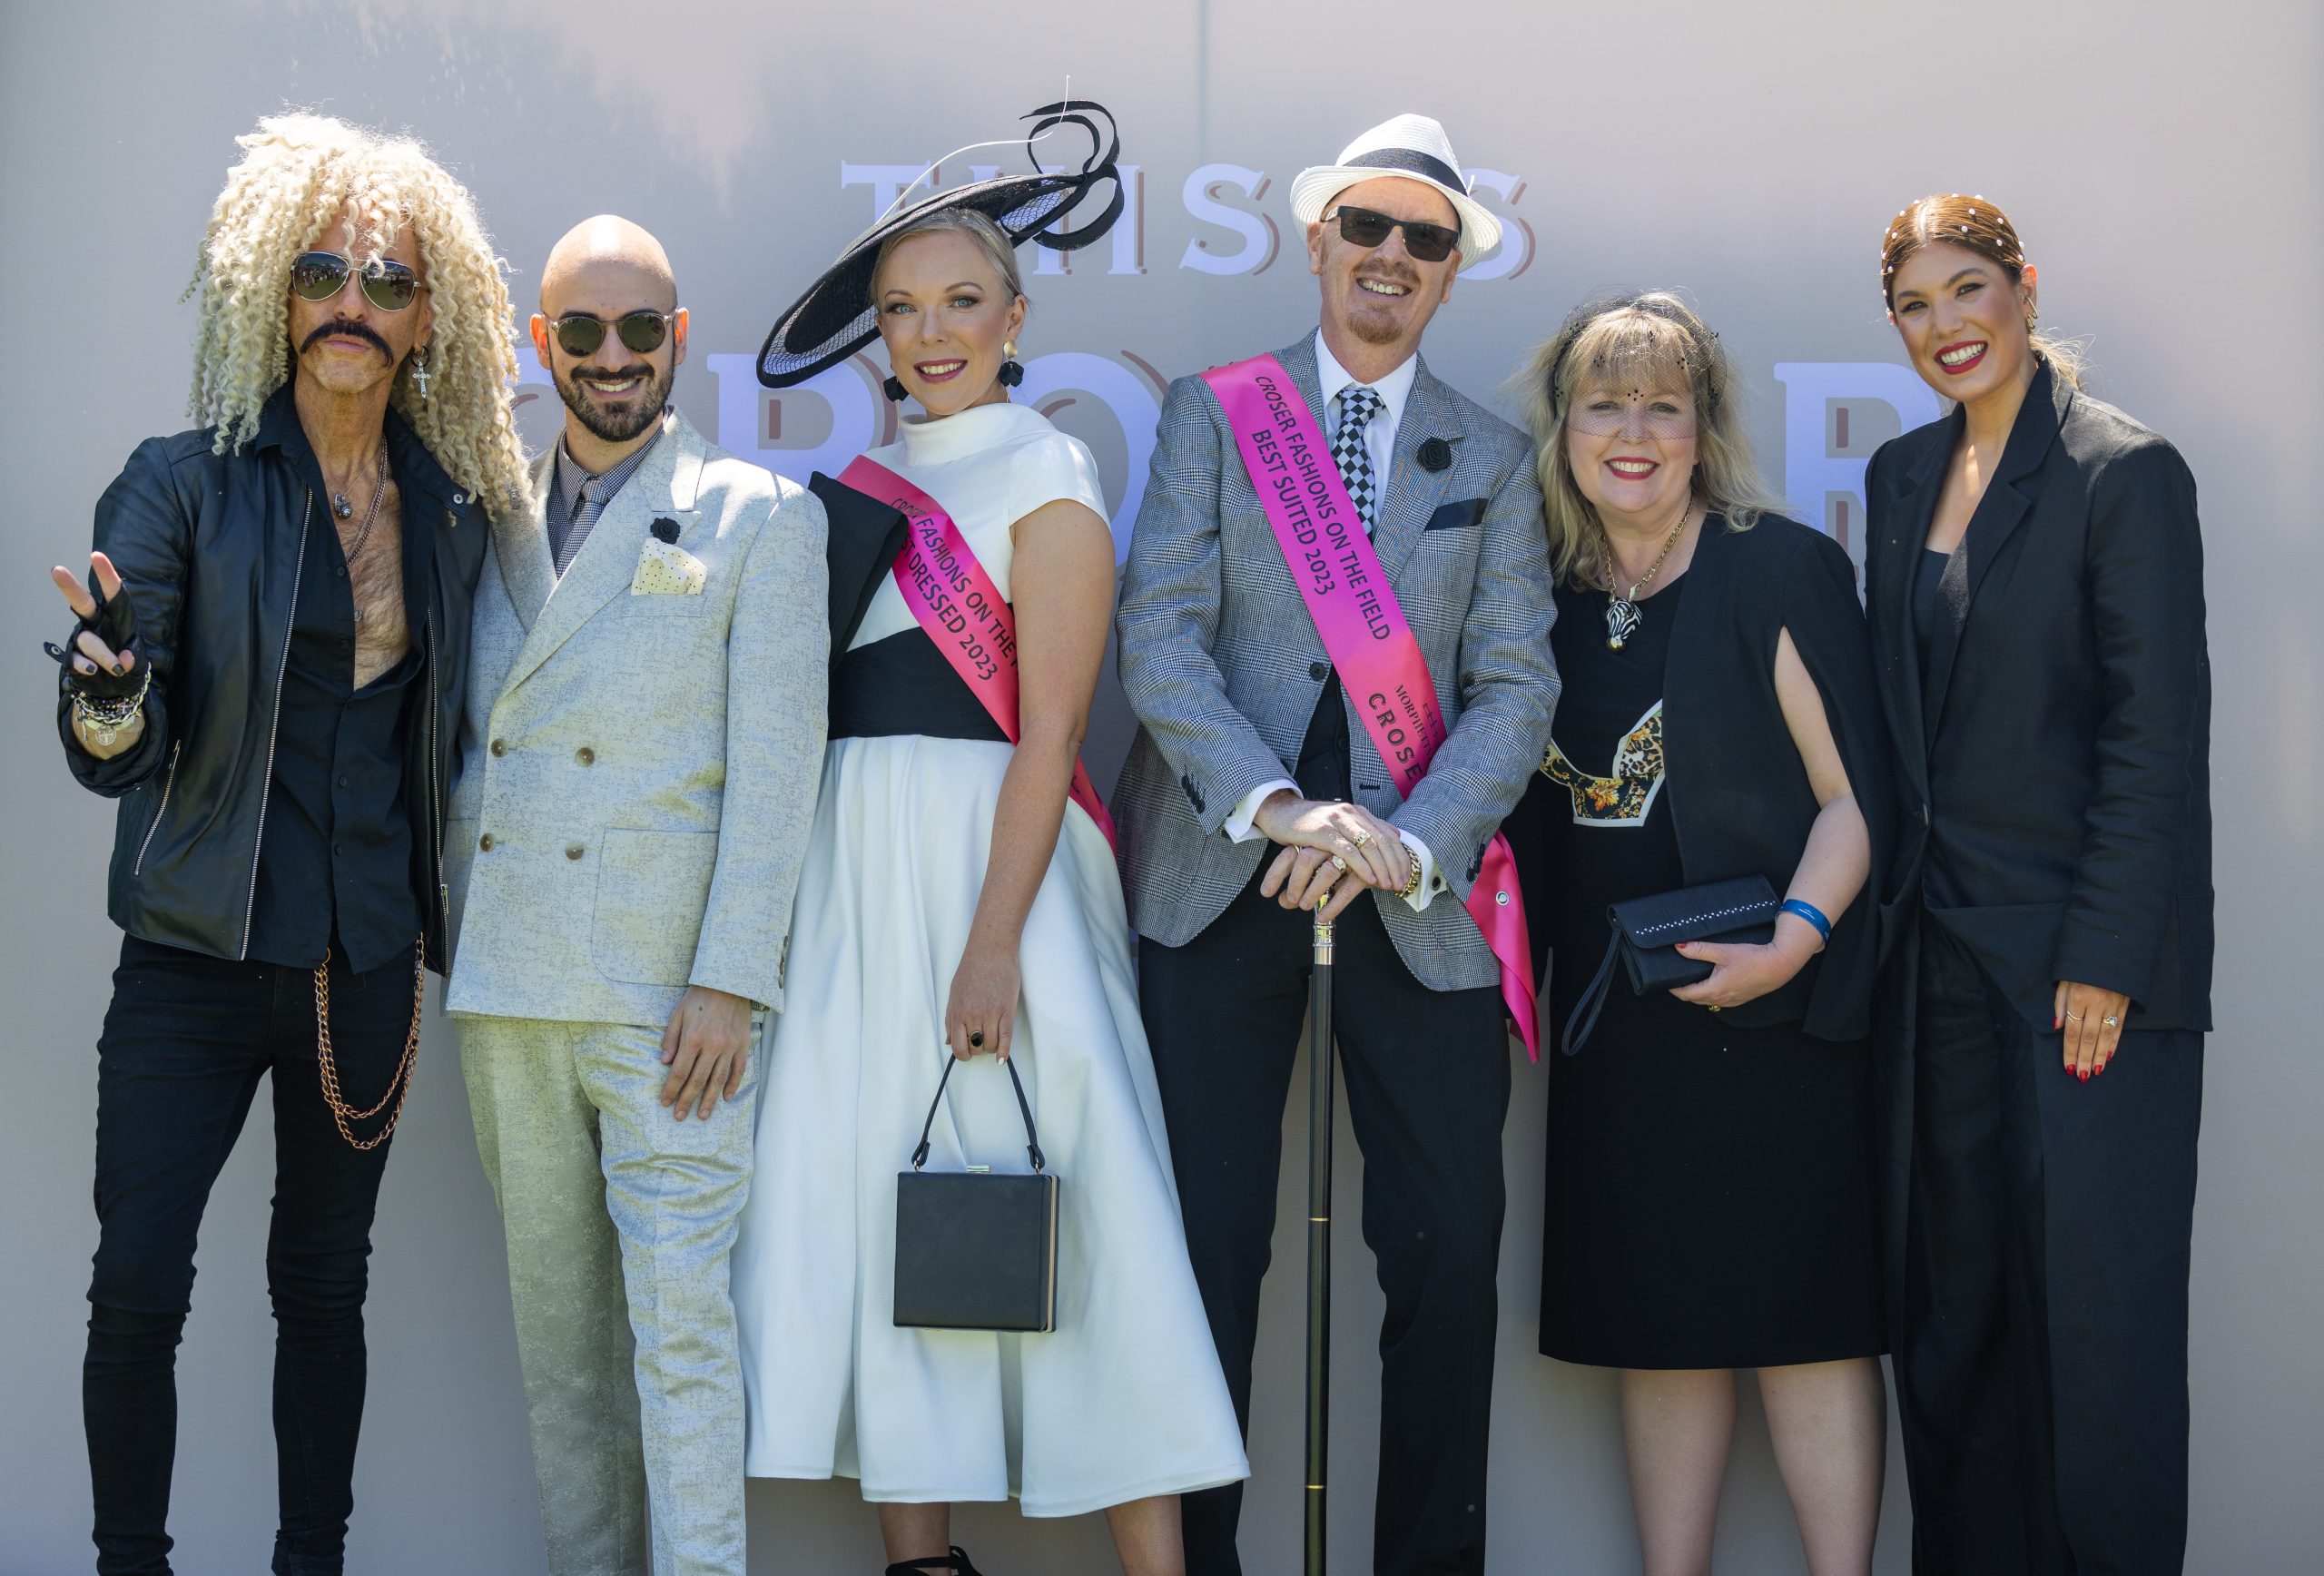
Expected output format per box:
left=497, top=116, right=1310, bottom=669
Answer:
left=1424, top=498, right=1485, bottom=532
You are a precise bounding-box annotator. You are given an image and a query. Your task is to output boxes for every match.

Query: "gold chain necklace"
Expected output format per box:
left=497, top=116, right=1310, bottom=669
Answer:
left=1597, top=504, right=1693, bottom=651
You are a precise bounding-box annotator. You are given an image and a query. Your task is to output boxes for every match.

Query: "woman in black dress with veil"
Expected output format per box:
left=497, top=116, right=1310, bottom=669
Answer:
left=1504, top=294, right=1895, bottom=1576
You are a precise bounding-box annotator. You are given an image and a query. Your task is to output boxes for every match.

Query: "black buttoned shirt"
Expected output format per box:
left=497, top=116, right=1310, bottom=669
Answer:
left=244, top=430, right=430, bottom=973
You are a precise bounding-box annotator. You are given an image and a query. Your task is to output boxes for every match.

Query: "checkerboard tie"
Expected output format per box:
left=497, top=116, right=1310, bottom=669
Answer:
left=1332, top=385, right=1383, bottom=536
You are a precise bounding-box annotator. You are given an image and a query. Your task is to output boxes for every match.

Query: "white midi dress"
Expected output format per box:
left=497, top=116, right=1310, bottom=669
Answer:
left=732, top=400, right=1248, bottom=1516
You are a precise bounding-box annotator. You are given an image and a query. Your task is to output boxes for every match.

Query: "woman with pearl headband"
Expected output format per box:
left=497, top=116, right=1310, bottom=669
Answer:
left=1865, top=194, right=2212, bottom=1576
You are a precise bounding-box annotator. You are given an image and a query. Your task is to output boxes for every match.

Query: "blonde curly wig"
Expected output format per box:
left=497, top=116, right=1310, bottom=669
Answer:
left=183, top=113, right=529, bottom=517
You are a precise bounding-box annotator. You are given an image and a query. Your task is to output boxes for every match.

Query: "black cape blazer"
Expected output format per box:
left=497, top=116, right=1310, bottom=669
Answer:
left=1663, top=514, right=1896, bottom=1040
left=1508, top=514, right=1896, bottom=1041
left=1864, top=361, right=2213, bottom=1032
left=811, top=470, right=910, bottom=675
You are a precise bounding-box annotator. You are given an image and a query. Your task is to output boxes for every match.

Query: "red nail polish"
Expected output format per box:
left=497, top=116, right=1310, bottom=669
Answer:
left=2078, top=1068, right=2089, bottom=1083
left=2053, top=1015, right=2063, bottom=1029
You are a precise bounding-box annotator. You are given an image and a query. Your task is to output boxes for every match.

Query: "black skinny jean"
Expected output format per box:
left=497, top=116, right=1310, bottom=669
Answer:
left=85, top=934, right=416, bottom=1576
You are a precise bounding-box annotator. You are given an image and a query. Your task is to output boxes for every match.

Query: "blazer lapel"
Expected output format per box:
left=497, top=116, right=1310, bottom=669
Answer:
left=1373, top=361, right=1456, bottom=582
left=1875, top=418, right=1949, bottom=788
left=500, top=413, right=699, bottom=694
left=1276, top=334, right=1325, bottom=438
left=1271, top=336, right=1452, bottom=582
left=493, top=449, right=556, bottom=635
left=1922, top=363, right=2066, bottom=746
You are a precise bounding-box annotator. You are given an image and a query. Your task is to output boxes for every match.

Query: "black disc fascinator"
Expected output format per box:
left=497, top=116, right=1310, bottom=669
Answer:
left=756, top=100, right=1124, bottom=389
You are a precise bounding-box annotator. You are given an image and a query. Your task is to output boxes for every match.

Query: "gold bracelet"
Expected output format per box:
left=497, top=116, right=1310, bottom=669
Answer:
left=1399, top=845, right=1423, bottom=900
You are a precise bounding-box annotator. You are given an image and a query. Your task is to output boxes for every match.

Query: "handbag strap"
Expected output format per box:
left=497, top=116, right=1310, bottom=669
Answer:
left=1558, top=929, right=1625, bottom=1058
left=910, top=1053, right=1047, bottom=1175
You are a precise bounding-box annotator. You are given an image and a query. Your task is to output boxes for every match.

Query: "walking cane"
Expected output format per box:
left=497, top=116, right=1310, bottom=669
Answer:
left=1305, top=892, right=1335, bottom=1576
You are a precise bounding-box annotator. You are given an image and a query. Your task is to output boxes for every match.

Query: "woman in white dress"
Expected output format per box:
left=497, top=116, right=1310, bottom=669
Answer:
left=734, top=177, right=1247, bottom=1574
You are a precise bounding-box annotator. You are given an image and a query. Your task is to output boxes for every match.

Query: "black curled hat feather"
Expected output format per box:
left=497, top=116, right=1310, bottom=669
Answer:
left=756, top=100, right=1124, bottom=389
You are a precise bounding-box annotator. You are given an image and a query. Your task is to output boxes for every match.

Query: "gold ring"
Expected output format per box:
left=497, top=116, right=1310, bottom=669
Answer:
left=1351, top=829, right=1371, bottom=847
left=2102, top=1015, right=2119, bottom=1028
left=2065, top=1011, right=2083, bottom=1023
left=1330, top=854, right=1348, bottom=872
left=1709, top=1004, right=1720, bottom=1013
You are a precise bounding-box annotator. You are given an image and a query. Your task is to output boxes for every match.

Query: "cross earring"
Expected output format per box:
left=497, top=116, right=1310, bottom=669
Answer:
left=411, top=350, right=431, bottom=399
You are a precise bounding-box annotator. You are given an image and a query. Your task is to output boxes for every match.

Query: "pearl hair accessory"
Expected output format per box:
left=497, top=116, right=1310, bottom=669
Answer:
left=1880, top=194, right=2028, bottom=291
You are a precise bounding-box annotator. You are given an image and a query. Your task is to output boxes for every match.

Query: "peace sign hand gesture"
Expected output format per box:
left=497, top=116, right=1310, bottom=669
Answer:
left=50, top=552, right=150, bottom=758
left=48, top=552, right=141, bottom=693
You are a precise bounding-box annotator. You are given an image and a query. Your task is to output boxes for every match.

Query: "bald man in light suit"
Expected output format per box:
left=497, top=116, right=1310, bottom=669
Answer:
left=445, top=218, right=828, bottom=1576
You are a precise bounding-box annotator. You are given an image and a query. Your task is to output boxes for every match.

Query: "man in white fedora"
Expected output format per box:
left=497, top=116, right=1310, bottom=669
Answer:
left=1114, top=114, right=1557, bottom=1574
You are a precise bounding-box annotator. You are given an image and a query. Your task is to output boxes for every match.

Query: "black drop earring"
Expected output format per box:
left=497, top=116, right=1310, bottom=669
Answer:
left=997, top=340, right=1024, bottom=389
left=881, top=374, right=908, bottom=403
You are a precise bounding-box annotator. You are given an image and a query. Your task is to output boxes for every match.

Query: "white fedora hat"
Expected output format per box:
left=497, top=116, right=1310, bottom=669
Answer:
left=1289, top=113, right=1502, bottom=272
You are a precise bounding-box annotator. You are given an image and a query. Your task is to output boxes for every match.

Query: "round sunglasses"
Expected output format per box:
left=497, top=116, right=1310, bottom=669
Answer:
left=547, top=310, right=679, bottom=359
left=289, top=251, right=426, bottom=312
left=1324, top=204, right=1461, bottom=264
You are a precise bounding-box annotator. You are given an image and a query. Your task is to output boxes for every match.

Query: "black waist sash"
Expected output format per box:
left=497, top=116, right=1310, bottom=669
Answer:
left=830, top=627, right=1011, bottom=744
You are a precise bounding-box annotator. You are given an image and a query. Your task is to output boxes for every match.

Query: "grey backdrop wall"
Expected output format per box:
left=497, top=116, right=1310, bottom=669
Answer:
left=4, top=2, right=2319, bottom=1571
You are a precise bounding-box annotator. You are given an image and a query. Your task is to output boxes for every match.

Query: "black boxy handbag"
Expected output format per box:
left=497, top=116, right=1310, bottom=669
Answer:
left=893, top=1054, right=1059, bottom=1333
left=1560, top=875, right=1781, bottom=1055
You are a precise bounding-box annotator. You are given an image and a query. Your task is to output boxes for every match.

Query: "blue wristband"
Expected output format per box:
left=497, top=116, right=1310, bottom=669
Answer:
left=1779, top=899, right=1833, bottom=943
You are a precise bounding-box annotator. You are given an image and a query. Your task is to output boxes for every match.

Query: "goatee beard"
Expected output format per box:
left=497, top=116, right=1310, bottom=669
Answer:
left=560, top=362, right=672, bottom=442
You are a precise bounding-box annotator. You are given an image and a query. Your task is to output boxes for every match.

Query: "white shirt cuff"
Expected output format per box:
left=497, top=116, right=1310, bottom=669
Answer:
left=1225, top=779, right=1298, bottom=843
left=1397, top=829, right=1439, bottom=912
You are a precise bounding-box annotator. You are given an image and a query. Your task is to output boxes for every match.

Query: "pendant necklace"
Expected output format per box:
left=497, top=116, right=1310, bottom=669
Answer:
left=331, top=448, right=391, bottom=624
left=330, top=445, right=389, bottom=524
left=1599, top=504, right=1693, bottom=652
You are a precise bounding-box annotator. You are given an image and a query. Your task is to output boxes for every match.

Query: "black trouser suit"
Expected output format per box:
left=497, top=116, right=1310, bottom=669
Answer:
left=1864, top=364, right=2212, bottom=1576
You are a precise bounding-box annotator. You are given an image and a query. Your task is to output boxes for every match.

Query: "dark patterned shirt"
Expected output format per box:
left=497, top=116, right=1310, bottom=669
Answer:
left=544, top=419, right=665, bottom=576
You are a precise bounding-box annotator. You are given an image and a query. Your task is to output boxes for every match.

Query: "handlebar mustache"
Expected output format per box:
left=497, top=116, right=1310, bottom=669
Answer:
left=300, top=319, right=392, bottom=358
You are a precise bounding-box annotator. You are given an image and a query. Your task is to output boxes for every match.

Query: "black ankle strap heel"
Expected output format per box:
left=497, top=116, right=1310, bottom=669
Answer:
left=886, top=1547, right=984, bottom=1576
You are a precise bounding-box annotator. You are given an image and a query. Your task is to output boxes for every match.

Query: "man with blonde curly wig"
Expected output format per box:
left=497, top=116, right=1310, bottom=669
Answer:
left=43, top=113, right=523, bottom=1576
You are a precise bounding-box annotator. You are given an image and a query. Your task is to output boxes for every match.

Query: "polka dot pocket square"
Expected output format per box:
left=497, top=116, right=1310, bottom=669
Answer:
left=631, top=524, right=707, bottom=596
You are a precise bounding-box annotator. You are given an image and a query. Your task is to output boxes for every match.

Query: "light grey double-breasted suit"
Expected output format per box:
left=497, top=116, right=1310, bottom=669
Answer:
left=445, top=409, right=827, bottom=1576
left=444, top=409, right=826, bottom=1022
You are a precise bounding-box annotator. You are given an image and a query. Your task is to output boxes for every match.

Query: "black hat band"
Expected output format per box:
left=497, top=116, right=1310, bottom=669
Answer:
left=1341, top=146, right=1469, bottom=196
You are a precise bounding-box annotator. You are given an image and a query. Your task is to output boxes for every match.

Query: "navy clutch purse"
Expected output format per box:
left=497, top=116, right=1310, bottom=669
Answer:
left=893, top=1053, right=1059, bottom=1334
left=1561, top=875, right=1781, bottom=1055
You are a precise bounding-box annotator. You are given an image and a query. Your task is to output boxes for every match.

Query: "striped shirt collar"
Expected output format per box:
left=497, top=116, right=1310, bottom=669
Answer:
left=551, top=412, right=669, bottom=517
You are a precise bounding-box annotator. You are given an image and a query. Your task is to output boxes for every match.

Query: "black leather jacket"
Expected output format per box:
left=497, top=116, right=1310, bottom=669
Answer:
left=57, top=389, right=489, bottom=970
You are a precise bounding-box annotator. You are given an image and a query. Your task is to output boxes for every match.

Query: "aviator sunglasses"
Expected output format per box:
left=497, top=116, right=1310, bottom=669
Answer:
left=1324, top=204, right=1461, bottom=263
left=547, top=310, right=679, bottom=359
left=289, top=251, right=426, bottom=312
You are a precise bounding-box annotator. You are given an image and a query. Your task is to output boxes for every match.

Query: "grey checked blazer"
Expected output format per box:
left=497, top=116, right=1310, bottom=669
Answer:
left=1112, top=335, right=1558, bottom=991
left=442, top=411, right=829, bottom=1027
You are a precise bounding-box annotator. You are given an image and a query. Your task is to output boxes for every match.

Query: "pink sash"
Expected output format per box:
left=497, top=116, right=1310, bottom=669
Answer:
left=837, top=454, right=1118, bottom=852
left=1198, top=355, right=1541, bottom=1059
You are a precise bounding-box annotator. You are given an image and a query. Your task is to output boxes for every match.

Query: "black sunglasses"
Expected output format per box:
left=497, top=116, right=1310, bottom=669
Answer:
left=548, top=310, right=679, bottom=359
left=1324, top=205, right=1461, bottom=264
left=289, top=251, right=426, bottom=312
